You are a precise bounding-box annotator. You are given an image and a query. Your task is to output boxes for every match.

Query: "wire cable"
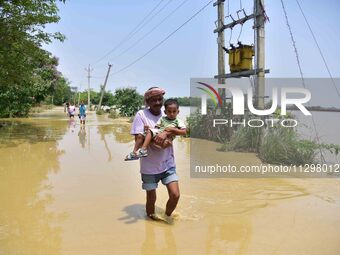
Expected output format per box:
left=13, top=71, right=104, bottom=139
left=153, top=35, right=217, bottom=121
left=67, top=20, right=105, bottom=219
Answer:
left=295, top=0, right=340, bottom=101
left=237, top=24, right=243, bottom=42
left=229, top=28, right=233, bottom=45
left=111, top=0, right=214, bottom=76
left=280, top=0, right=325, bottom=163
left=91, top=0, right=168, bottom=66
left=112, top=0, right=189, bottom=61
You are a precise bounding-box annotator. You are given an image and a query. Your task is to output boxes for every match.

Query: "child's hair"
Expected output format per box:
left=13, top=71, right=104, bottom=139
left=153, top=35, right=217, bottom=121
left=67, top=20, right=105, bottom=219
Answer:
left=164, top=98, right=179, bottom=109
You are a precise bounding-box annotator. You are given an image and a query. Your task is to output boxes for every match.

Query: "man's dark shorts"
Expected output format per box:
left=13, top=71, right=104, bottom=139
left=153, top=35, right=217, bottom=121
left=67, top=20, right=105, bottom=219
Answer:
left=141, top=167, right=178, bottom=191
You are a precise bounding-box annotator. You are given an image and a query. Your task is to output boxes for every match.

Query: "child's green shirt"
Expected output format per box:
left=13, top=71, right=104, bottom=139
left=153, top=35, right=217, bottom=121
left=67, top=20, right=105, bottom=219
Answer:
left=155, top=116, right=186, bottom=132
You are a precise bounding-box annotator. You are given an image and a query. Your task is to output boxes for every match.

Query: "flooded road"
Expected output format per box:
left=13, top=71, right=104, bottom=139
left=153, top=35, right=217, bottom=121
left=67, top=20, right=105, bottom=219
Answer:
left=1, top=107, right=340, bottom=255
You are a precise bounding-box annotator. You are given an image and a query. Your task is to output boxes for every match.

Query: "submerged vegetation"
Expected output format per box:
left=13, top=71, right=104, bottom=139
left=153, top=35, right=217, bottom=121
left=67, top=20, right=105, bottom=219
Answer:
left=187, top=108, right=340, bottom=165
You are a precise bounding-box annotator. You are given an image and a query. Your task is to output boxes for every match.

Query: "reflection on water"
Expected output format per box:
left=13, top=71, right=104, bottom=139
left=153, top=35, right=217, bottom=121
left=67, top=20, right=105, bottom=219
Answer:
left=0, top=119, right=68, bottom=255
left=97, top=125, right=112, bottom=161
left=78, top=126, right=86, bottom=149
left=141, top=219, right=177, bottom=255
left=68, top=118, right=76, bottom=134
left=0, top=119, right=67, bottom=148
left=109, top=124, right=134, bottom=144
left=120, top=204, right=178, bottom=254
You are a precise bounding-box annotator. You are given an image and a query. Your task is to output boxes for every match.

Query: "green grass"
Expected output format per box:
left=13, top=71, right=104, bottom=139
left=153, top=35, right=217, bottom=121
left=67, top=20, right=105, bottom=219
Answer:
left=187, top=109, right=339, bottom=165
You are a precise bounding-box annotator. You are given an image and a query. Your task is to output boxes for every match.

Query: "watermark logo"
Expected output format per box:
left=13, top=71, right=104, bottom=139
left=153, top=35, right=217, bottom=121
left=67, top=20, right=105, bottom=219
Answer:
left=196, top=82, right=312, bottom=116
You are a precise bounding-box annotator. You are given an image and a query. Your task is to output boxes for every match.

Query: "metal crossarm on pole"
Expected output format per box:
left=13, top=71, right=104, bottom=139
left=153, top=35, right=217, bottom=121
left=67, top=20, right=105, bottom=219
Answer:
left=214, top=0, right=268, bottom=110
left=214, top=13, right=256, bottom=33
left=214, top=68, right=269, bottom=79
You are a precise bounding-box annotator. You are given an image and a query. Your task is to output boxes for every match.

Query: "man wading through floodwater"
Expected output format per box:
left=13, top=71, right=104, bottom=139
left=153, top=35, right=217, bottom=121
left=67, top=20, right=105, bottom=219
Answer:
left=130, top=87, right=186, bottom=224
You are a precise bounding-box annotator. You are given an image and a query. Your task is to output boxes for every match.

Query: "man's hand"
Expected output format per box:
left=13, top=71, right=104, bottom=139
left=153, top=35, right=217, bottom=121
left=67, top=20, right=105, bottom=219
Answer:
left=144, top=125, right=150, bottom=132
left=154, top=131, right=168, bottom=144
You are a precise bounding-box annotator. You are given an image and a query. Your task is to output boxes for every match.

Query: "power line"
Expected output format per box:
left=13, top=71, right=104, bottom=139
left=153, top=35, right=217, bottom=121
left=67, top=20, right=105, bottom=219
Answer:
left=280, top=0, right=325, bottom=163
left=91, top=76, right=106, bottom=79
left=111, top=0, right=214, bottom=76
left=295, top=0, right=340, bottom=101
left=281, top=1, right=304, bottom=80
left=120, top=0, right=174, bottom=48
left=112, top=0, right=189, bottom=61
left=91, top=0, right=167, bottom=66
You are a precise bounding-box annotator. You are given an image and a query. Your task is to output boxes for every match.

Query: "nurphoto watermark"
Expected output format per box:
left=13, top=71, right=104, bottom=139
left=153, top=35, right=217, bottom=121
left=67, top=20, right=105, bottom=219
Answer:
left=189, top=78, right=340, bottom=178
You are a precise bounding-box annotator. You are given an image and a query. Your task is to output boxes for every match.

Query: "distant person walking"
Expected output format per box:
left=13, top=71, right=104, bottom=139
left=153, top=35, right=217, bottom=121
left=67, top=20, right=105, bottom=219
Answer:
left=65, top=102, right=70, bottom=116
left=79, top=100, right=87, bottom=125
left=68, top=102, right=76, bottom=118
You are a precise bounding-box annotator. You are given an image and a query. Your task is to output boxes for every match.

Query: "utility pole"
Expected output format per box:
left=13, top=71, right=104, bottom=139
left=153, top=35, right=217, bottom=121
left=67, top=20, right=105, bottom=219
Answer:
left=213, top=0, right=269, bottom=83
left=215, top=0, right=225, bottom=85
left=214, top=0, right=226, bottom=109
left=97, top=63, right=112, bottom=111
left=254, top=0, right=265, bottom=109
left=85, top=64, right=93, bottom=110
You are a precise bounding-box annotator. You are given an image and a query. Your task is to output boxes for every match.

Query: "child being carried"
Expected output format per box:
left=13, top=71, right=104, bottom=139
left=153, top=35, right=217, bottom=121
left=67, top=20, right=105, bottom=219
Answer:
left=125, top=98, right=186, bottom=160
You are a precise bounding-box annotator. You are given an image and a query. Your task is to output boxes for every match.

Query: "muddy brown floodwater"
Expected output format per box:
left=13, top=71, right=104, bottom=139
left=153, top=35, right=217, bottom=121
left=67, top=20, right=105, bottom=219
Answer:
left=0, top=107, right=340, bottom=255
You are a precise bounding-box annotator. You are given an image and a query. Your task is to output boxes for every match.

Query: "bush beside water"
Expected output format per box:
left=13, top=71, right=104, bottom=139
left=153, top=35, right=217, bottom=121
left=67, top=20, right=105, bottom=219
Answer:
left=108, top=110, right=120, bottom=119
left=96, top=109, right=105, bottom=115
left=187, top=110, right=339, bottom=165
left=29, top=104, right=54, bottom=114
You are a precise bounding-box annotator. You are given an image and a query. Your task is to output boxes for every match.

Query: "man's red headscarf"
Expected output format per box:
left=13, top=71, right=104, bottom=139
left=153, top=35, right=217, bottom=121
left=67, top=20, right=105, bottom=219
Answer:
left=144, top=87, right=165, bottom=106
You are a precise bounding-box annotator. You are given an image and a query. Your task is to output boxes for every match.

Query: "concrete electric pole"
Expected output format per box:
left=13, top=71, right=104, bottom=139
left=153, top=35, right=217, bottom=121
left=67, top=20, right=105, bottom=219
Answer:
left=215, top=0, right=226, bottom=86
left=85, top=64, right=93, bottom=110
left=254, top=0, right=265, bottom=109
left=213, top=0, right=268, bottom=109
left=97, top=63, right=112, bottom=111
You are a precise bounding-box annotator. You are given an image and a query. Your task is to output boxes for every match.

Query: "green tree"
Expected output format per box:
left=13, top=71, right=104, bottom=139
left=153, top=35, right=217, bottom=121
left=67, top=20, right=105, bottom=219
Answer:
left=0, top=0, right=66, bottom=117
left=52, top=77, right=72, bottom=105
left=101, top=90, right=115, bottom=106
left=173, top=97, right=201, bottom=106
left=78, top=90, right=100, bottom=105
left=113, top=88, right=144, bottom=117
left=77, top=89, right=115, bottom=108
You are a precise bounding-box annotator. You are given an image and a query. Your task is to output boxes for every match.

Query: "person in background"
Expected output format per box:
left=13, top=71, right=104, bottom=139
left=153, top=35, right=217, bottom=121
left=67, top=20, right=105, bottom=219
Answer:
left=79, top=100, right=86, bottom=125
left=68, top=102, right=76, bottom=119
left=65, top=101, right=70, bottom=117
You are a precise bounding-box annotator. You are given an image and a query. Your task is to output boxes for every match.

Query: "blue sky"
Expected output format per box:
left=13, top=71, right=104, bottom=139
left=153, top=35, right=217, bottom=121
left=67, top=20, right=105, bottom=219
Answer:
left=43, top=0, right=340, bottom=99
